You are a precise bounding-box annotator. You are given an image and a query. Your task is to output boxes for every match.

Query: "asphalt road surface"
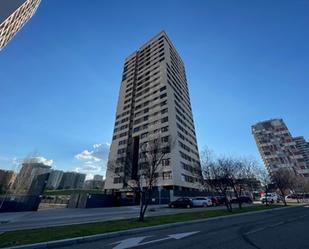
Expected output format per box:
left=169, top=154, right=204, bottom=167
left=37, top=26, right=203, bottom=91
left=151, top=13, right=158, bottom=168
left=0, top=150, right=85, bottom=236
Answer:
left=0, top=204, right=246, bottom=232
left=57, top=205, right=309, bottom=249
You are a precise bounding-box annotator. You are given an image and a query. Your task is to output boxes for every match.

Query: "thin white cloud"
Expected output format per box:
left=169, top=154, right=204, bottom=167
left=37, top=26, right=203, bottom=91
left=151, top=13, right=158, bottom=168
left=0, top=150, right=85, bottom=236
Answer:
left=23, top=156, right=53, bottom=166
left=93, top=143, right=102, bottom=149
left=74, top=142, right=110, bottom=179
left=75, top=143, right=110, bottom=162
left=36, top=156, right=53, bottom=166
left=75, top=150, right=101, bottom=161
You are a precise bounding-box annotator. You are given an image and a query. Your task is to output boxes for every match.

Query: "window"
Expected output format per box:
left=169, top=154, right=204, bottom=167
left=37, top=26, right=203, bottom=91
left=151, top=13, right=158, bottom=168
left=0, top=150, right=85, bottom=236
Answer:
left=161, top=108, right=168, bottom=114
left=133, top=126, right=140, bottom=133
left=161, top=136, right=169, bottom=143
left=118, top=140, right=126, bottom=145
left=162, top=171, right=172, bottom=180
left=160, top=86, right=166, bottom=92
left=162, top=158, right=170, bottom=166
left=162, top=146, right=170, bottom=153
left=114, top=167, right=123, bottom=173
left=161, top=117, right=168, bottom=123
left=161, top=126, right=168, bottom=132
left=141, top=132, right=148, bottom=139
left=117, top=148, right=126, bottom=154
left=160, top=93, right=167, bottom=99
left=113, top=177, right=123, bottom=184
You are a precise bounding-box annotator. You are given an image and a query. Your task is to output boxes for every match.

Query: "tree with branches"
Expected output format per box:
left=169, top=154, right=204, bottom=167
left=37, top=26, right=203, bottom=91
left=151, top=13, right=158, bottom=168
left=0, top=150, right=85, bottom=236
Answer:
left=272, top=168, right=296, bottom=206
left=108, top=135, right=172, bottom=221
left=201, top=151, right=233, bottom=212
left=229, top=157, right=262, bottom=209
left=201, top=148, right=263, bottom=210
left=257, top=168, right=273, bottom=206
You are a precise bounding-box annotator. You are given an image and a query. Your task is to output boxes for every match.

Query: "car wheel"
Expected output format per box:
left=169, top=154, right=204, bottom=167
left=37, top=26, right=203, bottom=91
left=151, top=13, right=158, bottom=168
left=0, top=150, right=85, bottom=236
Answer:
left=171, top=204, right=174, bottom=208
left=186, top=204, right=191, bottom=208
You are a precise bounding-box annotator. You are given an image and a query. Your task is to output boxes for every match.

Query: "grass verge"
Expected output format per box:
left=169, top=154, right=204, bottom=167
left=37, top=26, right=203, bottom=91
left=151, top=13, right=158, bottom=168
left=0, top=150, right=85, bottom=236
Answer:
left=0, top=204, right=286, bottom=248
left=44, top=189, right=103, bottom=196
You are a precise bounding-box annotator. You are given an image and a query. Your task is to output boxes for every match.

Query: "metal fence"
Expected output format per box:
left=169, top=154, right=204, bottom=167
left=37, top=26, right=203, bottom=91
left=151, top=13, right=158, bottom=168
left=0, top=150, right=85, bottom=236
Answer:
left=0, top=194, right=42, bottom=212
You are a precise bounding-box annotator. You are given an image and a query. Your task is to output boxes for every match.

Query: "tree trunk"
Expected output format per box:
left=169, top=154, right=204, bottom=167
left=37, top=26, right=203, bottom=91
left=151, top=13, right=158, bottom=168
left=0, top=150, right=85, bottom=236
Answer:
left=238, top=188, right=242, bottom=209
left=233, top=186, right=241, bottom=209
left=141, top=189, right=153, bottom=218
left=265, top=189, right=268, bottom=206
left=280, top=189, right=287, bottom=206
left=224, top=193, right=232, bottom=212
left=139, top=192, right=145, bottom=221
left=294, top=191, right=300, bottom=204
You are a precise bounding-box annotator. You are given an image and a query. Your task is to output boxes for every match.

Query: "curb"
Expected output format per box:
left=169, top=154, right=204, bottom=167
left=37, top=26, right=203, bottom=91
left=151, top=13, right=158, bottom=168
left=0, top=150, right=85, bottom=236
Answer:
left=3, top=204, right=303, bottom=249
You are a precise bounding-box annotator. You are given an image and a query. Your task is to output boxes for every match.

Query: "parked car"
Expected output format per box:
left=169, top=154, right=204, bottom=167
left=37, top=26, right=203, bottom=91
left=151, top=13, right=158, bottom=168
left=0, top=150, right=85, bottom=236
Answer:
left=260, top=193, right=280, bottom=204
left=191, top=197, right=213, bottom=207
left=231, top=196, right=253, bottom=204
left=215, top=196, right=227, bottom=205
left=169, top=197, right=193, bottom=208
left=285, top=193, right=308, bottom=202
left=210, top=197, right=220, bottom=206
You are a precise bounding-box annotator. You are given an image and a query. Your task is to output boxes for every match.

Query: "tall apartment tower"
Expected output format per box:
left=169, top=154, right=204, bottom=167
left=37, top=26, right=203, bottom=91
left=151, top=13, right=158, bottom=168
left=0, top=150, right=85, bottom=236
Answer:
left=0, top=0, right=41, bottom=50
left=294, top=136, right=309, bottom=168
left=252, top=119, right=309, bottom=177
left=105, top=31, right=202, bottom=191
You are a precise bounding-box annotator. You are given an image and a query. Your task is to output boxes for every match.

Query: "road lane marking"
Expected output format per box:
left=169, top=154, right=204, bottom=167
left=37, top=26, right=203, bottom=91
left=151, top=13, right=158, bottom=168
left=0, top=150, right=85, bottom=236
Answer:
left=245, top=227, right=267, bottom=235
left=268, top=221, right=284, bottom=227
left=111, top=231, right=200, bottom=249
left=111, top=236, right=149, bottom=249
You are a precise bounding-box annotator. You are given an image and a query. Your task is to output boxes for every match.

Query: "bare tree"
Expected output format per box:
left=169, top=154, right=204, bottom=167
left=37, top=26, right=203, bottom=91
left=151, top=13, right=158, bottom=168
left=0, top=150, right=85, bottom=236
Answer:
left=230, top=157, right=262, bottom=209
left=202, top=148, right=263, bottom=210
left=229, top=159, right=246, bottom=209
left=272, top=168, right=296, bottom=206
left=202, top=153, right=233, bottom=212
left=257, top=168, right=273, bottom=206
left=108, top=135, right=172, bottom=221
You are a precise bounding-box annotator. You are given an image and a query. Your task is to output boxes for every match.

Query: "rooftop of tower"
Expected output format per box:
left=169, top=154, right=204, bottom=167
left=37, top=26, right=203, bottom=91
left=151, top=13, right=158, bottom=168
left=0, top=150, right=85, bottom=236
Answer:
left=124, top=31, right=184, bottom=65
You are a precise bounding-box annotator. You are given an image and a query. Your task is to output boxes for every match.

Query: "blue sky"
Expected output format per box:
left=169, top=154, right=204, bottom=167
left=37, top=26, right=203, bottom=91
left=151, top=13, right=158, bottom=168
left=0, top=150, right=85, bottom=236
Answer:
left=0, top=0, right=308, bottom=178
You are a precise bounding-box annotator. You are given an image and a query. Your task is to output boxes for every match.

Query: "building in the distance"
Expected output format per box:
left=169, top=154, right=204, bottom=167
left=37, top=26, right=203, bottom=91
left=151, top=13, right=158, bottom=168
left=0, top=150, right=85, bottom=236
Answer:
left=252, top=119, right=309, bottom=177
left=58, top=172, right=86, bottom=189
left=294, top=136, right=309, bottom=168
left=46, top=170, right=63, bottom=189
left=84, top=175, right=104, bottom=189
left=14, top=162, right=51, bottom=192
left=105, top=31, right=202, bottom=191
left=0, top=169, right=16, bottom=193
left=93, top=175, right=103, bottom=181
left=0, top=0, right=41, bottom=50
left=83, top=179, right=105, bottom=190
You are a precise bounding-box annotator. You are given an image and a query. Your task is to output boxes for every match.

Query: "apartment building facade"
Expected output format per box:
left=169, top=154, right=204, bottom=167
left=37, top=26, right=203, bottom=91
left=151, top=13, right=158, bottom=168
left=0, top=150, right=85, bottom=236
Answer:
left=46, top=170, right=64, bottom=189
left=252, top=119, right=309, bottom=177
left=294, top=136, right=309, bottom=168
left=0, top=169, right=16, bottom=193
left=0, top=0, right=41, bottom=50
left=105, top=31, right=202, bottom=191
left=58, top=172, right=86, bottom=189
left=14, top=162, right=51, bottom=192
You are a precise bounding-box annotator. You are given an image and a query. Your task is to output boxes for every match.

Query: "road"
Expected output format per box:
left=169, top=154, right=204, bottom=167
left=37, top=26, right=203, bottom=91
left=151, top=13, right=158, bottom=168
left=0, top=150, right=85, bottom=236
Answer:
left=57, top=205, right=309, bottom=249
left=0, top=204, right=245, bottom=232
